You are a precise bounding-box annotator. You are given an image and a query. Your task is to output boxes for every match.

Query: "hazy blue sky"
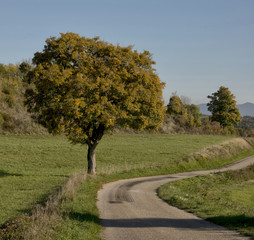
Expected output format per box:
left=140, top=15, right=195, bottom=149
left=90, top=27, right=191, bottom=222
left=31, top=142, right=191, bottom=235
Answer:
left=1, top=0, right=253, bottom=104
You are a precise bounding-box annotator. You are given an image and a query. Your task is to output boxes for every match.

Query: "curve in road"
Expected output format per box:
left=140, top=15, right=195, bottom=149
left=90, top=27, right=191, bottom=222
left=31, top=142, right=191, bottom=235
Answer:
left=97, top=155, right=254, bottom=240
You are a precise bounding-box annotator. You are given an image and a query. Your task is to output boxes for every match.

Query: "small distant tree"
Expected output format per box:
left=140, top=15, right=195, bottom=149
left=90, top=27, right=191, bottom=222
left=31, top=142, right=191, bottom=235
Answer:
left=166, top=95, right=183, bottom=115
left=166, top=95, right=186, bottom=126
left=207, top=86, right=241, bottom=128
left=166, top=95, right=201, bottom=128
left=25, top=33, right=165, bottom=174
left=185, top=104, right=202, bottom=127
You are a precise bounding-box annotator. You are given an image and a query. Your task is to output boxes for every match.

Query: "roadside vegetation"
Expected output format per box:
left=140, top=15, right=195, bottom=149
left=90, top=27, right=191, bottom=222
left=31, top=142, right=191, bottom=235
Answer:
left=158, top=161, right=254, bottom=238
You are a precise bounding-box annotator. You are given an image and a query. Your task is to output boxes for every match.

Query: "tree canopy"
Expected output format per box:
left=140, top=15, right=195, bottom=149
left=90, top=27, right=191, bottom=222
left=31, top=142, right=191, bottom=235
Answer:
left=207, top=86, right=241, bottom=128
left=166, top=95, right=183, bottom=116
left=166, top=95, right=201, bottom=128
left=25, top=32, right=165, bottom=174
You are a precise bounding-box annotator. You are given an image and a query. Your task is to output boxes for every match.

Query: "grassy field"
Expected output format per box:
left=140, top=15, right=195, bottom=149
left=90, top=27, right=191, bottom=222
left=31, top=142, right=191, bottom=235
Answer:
left=158, top=164, right=254, bottom=238
left=1, top=134, right=254, bottom=239
left=0, top=134, right=233, bottom=224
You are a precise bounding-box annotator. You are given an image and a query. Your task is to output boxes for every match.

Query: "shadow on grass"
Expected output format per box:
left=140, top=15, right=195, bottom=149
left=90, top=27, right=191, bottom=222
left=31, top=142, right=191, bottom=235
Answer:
left=207, top=215, right=254, bottom=228
left=0, top=170, right=22, bottom=177
left=69, top=212, right=100, bottom=224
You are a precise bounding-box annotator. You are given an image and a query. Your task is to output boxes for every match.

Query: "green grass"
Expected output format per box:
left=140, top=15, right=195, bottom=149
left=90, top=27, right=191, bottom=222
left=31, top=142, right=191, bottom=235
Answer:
left=95, top=134, right=233, bottom=175
left=0, top=135, right=86, bottom=224
left=52, top=178, right=102, bottom=240
left=158, top=164, right=254, bottom=238
left=1, top=133, right=253, bottom=239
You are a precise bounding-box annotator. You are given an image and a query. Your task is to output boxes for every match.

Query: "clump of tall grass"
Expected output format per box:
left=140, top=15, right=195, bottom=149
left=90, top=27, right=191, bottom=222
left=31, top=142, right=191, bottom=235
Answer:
left=245, top=137, right=254, bottom=147
left=0, top=172, right=86, bottom=240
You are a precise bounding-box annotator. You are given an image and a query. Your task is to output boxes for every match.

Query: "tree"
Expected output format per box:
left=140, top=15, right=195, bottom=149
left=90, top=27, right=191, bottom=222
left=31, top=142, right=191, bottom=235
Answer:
left=25, top=33, right=165, bottom=174
left=207, top=86, right=241, bottom=128
left=185, top=104, right=202, bottom=127
left=166, top=95, right=201, bottom=128
left=166, top=95, right=183, bottom=115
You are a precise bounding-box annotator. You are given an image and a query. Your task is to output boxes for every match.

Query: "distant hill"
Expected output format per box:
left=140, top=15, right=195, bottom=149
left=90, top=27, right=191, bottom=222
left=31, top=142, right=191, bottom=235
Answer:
left=238, top=102, right=254, bottom=117
left=198, top=102, right=254, bottom=117
left=198, top=104, right=210, bottom=116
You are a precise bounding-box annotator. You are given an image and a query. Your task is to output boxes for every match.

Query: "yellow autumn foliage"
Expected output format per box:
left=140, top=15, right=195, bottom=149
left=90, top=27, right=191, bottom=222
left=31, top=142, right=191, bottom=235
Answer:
left=25, top=32, right=165, bottom=147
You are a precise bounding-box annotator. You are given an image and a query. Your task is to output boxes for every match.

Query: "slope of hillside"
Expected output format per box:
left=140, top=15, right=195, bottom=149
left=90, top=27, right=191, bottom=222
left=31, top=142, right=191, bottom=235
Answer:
left=0, top=63, right=46, bottom=134
left=238, top=102, right=254, bottom=117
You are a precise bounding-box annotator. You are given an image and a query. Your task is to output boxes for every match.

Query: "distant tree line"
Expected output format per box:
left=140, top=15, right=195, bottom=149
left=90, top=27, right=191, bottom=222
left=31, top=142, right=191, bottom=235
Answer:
left=164, top=86, right=251, bottom=136
left=237, top=116, right=254, bottom=137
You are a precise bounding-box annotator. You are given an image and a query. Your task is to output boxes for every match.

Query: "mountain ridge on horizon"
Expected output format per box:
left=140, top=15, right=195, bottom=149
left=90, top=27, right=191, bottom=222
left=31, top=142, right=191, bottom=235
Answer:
left=198, top=102, right=254, bottom=117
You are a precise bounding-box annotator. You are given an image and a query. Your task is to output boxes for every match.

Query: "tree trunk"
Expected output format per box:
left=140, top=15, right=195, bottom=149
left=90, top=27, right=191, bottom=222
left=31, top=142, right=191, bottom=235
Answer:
left=86, top=123, right=105, bottom=174
left=87, top=143, right=97, bottom=175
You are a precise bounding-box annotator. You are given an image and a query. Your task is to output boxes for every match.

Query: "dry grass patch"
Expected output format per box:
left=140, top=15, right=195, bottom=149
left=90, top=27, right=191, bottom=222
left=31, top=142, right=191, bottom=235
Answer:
left=183, top=138, right=252, bottom=163
left=245, top=137, right=254, bottom=147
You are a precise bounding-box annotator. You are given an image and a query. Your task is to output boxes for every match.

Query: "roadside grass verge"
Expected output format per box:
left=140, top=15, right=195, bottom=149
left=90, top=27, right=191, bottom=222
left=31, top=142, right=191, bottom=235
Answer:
left=0, top=171, right=86, bottom=240
left=158, top=163, right=254, bottom=238
left=1, top=134, right=254, bottom=239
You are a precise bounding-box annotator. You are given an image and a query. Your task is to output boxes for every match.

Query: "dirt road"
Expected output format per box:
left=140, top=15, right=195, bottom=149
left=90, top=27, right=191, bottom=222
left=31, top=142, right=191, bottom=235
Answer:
left=97, top=156, right=254, bottom=240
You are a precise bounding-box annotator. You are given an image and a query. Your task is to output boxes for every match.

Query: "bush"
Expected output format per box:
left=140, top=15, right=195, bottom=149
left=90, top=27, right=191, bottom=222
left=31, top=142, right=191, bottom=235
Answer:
left=158, top=116, right=177, bottom=134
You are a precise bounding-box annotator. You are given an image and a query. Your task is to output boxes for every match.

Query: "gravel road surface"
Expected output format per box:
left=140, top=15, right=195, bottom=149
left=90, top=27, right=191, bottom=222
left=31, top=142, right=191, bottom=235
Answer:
left=97, top=155, right=254, bottom=240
